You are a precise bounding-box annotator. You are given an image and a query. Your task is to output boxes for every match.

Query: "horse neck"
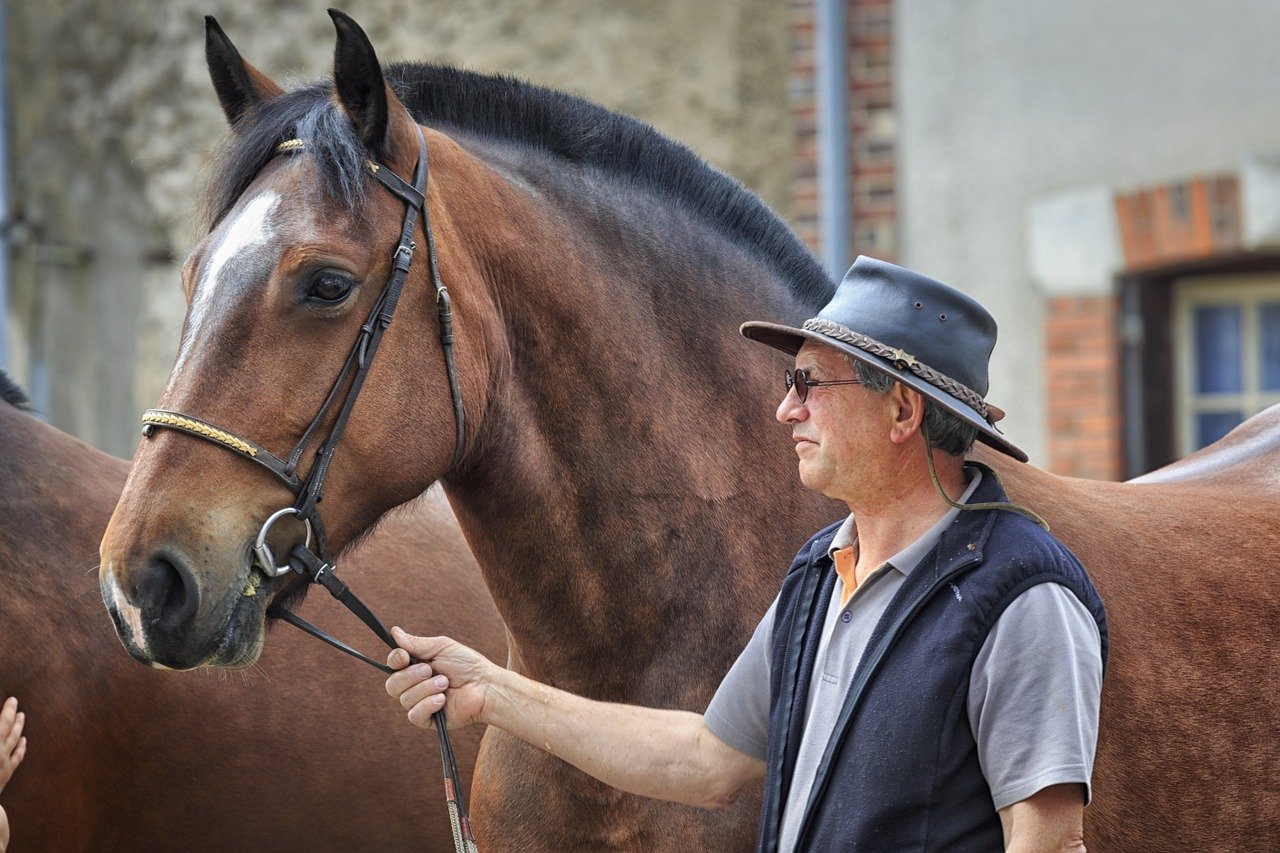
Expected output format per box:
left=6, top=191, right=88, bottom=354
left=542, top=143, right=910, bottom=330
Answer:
left=0, top=404, right=126, bottom=549
left=439, top=148, right=838, bottom=703
left=0, top=403, right=128, bottom=691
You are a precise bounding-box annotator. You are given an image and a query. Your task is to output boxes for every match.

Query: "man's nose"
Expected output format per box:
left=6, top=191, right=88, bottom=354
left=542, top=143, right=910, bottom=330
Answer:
left=776, top=387, right=806, bottom=424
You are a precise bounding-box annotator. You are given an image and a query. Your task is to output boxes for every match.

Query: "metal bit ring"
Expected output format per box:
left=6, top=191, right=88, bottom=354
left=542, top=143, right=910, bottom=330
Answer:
left=253, top=507, right=314, bottom=578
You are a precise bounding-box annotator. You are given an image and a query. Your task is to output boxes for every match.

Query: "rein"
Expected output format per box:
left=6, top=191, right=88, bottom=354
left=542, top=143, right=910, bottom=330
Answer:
left=140, top=130, right=477, bottom=853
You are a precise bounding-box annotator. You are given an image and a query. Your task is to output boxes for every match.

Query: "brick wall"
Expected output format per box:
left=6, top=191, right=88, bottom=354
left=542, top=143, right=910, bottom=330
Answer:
left=1115, top=175, right=1241, bottom=269
left=1045, top=296, right=1123, bottom=479
left=790, top=0, right=896, bottom=264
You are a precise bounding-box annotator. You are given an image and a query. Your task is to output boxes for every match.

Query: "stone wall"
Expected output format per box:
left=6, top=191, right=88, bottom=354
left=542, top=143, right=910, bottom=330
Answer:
left=5, top=0, right=793, bottom=456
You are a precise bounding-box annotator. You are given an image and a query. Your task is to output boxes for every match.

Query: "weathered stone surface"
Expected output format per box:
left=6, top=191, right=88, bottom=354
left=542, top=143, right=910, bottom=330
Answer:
left=7, top=1, right=791, bottom=454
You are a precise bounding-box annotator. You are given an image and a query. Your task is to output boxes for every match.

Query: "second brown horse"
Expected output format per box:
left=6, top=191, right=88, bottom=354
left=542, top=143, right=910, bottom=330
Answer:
left=0, top=373, right=505, bottom=851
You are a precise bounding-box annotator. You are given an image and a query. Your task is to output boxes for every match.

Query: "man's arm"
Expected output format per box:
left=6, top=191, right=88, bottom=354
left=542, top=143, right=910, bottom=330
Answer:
left=385, top=627, right=765, bottom=810
left=999, top=783, right=1086, bottom=852
left=970, top=581, right=1103, bottom=853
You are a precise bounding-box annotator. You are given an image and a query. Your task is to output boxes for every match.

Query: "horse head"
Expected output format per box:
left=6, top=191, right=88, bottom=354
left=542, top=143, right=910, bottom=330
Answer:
left=100, top=12, right=495, bottom=669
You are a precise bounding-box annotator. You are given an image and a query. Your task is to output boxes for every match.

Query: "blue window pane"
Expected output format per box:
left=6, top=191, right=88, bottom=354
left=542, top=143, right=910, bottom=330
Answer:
left=1196, top=411, right=1243, bottom=448
left=1261, top=303, right=1280, bottom=391
left=1194, top=305, right=1242, bottom=394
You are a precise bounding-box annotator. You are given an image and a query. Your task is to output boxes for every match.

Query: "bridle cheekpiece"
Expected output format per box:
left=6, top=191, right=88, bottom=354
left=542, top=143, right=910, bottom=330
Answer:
left=139, top=128, right=477, bottom=851
left=142, top=129, right=465, bottom=573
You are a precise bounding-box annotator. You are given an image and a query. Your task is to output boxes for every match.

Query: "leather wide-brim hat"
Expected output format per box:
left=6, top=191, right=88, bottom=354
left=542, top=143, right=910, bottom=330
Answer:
left=742, top=256, right=1027, bottom=462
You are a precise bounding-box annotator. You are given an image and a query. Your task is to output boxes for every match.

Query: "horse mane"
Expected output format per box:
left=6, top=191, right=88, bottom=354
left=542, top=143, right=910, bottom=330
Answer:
left=201, top=64, right=833, bottom=308
left=0, top=368, right=31, bottom=410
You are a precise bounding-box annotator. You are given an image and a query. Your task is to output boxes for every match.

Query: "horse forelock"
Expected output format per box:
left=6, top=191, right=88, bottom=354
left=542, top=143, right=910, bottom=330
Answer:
left=201, top=65, right=833, bottom=310
left=200, top=83, right=376, bottom=233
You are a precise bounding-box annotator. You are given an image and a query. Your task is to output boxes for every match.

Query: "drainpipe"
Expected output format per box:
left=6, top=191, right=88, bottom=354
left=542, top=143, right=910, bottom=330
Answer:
left=0, top=0, right=9, bottom=369
left=1120, top=279, right=1146, bottom=478
left=816, top=0, right=850, bottom=279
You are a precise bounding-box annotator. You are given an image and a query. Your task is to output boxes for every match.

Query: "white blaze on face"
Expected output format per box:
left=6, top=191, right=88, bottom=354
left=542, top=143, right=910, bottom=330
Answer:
left=171, top=192, right=282, bottom=376
left=106, top=566, right=151, bottom=658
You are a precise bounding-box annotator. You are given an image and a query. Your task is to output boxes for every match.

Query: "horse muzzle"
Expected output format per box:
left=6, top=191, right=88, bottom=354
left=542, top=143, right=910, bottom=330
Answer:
left=100, top=547, right=268, bottom=670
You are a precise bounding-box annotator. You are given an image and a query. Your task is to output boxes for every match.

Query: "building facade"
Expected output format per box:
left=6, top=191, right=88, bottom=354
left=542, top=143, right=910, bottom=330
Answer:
left=11, top=1, right=1280, bottom=478
left=788, top=0, right=1280, bottom=477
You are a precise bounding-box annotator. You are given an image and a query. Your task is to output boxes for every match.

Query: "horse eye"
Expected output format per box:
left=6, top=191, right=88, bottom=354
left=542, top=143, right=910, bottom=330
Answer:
left=307, top=272, right=355, bottom=305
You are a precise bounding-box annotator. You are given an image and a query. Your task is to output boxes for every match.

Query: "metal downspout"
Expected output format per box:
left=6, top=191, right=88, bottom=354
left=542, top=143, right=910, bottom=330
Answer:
left=0, top=0, right=9, bottom=369
left=816, top=0, right=850, bottom=279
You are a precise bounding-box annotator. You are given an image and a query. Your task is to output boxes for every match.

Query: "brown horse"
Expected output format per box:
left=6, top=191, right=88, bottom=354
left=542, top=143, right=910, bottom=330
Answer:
left=98, top=12, right=1277, bottom=851
left=0, top=373, right=506, bottom=850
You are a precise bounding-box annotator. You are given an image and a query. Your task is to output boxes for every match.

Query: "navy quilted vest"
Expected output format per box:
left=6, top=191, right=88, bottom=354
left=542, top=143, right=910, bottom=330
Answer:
left=758, top=466, right=1108, bottom=852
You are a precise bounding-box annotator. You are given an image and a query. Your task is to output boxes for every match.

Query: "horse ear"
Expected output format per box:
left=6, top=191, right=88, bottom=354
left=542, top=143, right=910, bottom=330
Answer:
left=205, top=16, right=284, bottom=126
left=329, top=9, right=415, bottom=159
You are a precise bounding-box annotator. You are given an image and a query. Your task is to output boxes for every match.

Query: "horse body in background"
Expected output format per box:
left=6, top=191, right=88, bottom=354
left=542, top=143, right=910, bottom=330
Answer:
left=99, top=13, right=1277, bottom=851
left=983, top=407, right=1280, bottom=843
left=0, top=379, right=506, bottom=850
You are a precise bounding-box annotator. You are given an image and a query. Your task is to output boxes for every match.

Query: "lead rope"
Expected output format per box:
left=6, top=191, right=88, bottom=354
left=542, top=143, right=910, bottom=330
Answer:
left=921, top=421, right=1050, bottom=531
left=278, top=545, right=479, bottom=853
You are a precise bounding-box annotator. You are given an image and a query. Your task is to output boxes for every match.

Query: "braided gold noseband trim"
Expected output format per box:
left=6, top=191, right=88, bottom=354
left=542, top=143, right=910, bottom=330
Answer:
left=141, top=410, right=258, bottom=457
left=803, top=318, right=990, bottom=420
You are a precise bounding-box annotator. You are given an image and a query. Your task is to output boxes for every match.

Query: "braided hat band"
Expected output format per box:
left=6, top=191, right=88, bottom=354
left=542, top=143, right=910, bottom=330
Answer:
left=802, top=318, right=1005, bottom=423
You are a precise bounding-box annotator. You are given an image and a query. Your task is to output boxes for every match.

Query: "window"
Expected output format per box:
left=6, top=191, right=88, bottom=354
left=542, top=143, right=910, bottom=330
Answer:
left=1173, top=275, right=1280, bottom=454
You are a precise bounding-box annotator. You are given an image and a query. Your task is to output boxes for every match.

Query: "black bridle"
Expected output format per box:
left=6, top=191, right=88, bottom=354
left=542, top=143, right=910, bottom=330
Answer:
left=140, top=129, right=476, bottom=853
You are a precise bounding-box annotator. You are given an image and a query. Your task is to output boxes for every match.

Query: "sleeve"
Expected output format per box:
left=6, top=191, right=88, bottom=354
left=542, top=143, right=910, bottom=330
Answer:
left=702, top=597, right=778, bottom=761
left=967, top=582, right=1104, bottom=811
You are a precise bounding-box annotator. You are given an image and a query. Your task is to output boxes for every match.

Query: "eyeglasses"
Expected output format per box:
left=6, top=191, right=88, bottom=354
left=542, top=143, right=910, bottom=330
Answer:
left=784, top=368, right=863, bottom=403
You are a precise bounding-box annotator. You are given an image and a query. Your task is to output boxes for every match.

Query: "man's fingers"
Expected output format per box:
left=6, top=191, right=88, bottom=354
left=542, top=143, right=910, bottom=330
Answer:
left=385, top=662, right=434, bottom=699
left=397, top=674, right=450, bottom=711
left=387, top=647, right=411, bottom=670
left=406, top=694, right=447, bottom=728
left=9, top=737, right=24, bottom=768
left=390, top=626, right=451, bottom=661
left=0, top=698, right=15, bottom=731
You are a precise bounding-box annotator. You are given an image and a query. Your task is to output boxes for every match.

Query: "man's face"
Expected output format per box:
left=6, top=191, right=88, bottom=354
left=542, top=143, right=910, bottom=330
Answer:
left=776, top=340, right=890, bottom=503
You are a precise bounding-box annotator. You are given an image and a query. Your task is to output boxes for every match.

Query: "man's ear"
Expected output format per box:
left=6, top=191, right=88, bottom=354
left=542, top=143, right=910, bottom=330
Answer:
left=888, top=383, right=926, bottom=445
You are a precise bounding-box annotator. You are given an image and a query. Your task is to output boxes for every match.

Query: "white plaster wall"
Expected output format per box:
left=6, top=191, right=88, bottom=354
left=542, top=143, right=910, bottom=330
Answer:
left=895, top=0, right=1280, bottom=465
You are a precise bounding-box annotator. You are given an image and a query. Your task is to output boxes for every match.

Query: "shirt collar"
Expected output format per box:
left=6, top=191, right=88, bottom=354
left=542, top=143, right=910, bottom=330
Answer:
left=827, top=466, right=984, bottom=576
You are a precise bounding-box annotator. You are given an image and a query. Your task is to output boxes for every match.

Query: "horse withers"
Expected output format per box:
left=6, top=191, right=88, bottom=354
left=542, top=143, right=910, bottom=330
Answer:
left=0, top=373, right=505, bottom=850
left=100, top=11, right=1280, bottom=850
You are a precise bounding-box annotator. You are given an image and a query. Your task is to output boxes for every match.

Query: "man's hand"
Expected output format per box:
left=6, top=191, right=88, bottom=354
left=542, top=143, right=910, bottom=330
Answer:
left=382, top=629, right=764, bottom=810
left=385, top=627, right=494, bottom=729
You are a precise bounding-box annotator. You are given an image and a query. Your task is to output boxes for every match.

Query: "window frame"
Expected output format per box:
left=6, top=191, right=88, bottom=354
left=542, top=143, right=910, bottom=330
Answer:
left=1172, top=274, right=1280, bottom=455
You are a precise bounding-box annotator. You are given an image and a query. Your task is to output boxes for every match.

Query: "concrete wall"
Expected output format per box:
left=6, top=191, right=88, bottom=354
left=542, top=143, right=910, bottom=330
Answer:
left=895, top=0, right=1280, bottom=465
left=5, top=0, right=793, bottom=456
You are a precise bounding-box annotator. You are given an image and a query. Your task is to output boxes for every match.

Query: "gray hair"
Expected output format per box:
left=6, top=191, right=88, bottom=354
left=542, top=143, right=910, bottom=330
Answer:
left=850, top=358, right=978, bottom=456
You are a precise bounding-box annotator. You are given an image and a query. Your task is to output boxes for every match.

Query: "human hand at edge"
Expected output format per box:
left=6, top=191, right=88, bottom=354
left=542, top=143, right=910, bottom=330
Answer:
left=0, top=698, right=25, bottom=795
left=0, top=696, right=27, bottom=853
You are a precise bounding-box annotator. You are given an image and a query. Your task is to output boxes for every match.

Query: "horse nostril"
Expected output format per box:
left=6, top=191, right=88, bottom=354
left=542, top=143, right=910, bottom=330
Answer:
left=139, top=553, right=200, bottom=627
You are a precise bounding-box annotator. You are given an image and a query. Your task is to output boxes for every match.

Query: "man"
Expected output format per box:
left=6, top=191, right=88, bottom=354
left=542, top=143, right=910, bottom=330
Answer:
left=386, top=257, right=1107, bottom=851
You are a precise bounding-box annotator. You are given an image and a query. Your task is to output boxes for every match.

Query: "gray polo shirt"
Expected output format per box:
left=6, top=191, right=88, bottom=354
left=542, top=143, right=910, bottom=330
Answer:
left=704, top=471, right=1103, bottom=853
